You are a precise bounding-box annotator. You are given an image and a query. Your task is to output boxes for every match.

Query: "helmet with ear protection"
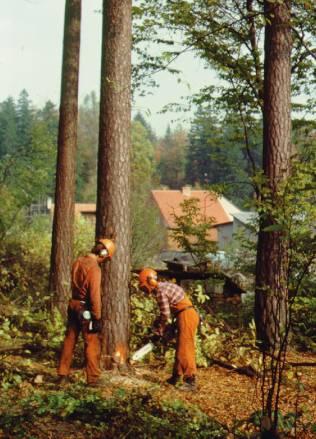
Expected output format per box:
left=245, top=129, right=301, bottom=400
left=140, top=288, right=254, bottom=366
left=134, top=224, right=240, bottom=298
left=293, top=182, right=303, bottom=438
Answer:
left=139, top=267, right=158, bottom=291
left=96, top=238, right=116, bottom=259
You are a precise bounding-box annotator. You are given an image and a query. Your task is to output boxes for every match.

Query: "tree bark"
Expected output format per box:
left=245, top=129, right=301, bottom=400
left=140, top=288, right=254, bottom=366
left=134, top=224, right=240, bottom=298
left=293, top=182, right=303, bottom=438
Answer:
left=49, top=0, right=81, bottom=317
left=96, top=0, right=132, bottom=368
left=255, top=1, right=292, bottom=351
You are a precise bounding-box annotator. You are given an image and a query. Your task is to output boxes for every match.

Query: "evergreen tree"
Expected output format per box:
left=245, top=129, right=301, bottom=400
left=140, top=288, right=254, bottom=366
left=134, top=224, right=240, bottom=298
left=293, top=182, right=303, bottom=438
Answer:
left=157, top=125, right=188, bottom=189
left=76, top=92, right=99, bottom=202
left=187, top=113, right=221, bottom=186
left=0, top=97, right=18, bottom=158
left=0, top=111, right=56, bottom=239
left=131, top=120, right=165, bottom=266
left=186, top=109, right=262, bottom=205
left=37, top=100, right=59, bottom=141
left=16, top=89, right=33, bottom=149
left=133, top=112, right=157, bottom=143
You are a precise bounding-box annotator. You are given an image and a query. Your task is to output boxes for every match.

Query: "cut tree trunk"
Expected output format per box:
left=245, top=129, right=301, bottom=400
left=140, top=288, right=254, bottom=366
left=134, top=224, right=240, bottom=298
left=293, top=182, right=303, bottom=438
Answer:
left=96, top=0, right=132, bottom=369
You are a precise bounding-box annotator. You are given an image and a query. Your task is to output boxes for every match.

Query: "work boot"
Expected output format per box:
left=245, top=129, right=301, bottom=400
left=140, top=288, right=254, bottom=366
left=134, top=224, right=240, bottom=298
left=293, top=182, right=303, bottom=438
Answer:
left=166, top=374, right=181, bottom=386
left=57, top=376, right=71, bottom=386
left=87, top=376, right=108, bottom=388
left=178, top=376, right=197, bottom=392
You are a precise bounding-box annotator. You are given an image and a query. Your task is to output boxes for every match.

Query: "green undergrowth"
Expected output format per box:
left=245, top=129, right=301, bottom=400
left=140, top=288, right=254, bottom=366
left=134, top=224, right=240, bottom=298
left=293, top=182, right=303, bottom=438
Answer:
left=0, top=384, right=227, bottom=439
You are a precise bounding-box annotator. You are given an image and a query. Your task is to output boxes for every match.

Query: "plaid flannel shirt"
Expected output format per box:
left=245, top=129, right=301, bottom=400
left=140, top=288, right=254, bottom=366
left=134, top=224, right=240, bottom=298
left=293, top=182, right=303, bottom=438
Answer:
left=155, top=282, right=185, bottom=322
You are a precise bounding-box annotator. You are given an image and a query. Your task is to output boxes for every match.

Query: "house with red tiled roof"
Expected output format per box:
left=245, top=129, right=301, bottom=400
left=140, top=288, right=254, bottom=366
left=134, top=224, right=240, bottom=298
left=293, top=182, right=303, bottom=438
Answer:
left=151, top=186, right=242, bottom=250
left=45, top=186, right=245, bottom=250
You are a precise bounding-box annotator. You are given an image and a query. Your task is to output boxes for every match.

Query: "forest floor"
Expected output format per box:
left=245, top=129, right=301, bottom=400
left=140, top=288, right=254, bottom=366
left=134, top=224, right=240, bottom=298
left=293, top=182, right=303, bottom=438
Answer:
left=0, top=349, right=316, bottom=438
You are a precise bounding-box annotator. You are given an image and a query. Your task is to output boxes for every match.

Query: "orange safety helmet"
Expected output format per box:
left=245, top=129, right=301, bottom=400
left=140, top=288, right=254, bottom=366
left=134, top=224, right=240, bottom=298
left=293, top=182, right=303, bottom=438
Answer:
left=96, top=238, right=116, bottom=259
left=139, top=267, right=158, bottom=292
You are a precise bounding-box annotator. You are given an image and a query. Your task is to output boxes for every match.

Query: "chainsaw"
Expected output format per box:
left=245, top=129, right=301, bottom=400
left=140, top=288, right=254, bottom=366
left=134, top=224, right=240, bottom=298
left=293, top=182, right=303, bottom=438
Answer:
left=131, top=324, right=177, bottom=362
left=131, top=341, right=155, bottom=361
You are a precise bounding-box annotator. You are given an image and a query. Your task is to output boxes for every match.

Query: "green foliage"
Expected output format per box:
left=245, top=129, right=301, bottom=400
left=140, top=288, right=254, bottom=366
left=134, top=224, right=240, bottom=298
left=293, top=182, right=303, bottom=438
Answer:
left=131, top=119, right=166, bottom=267
left=0, top=217, right=51, bottom=303
left=187, top=109, right=262, bottom=206
left=131, top=193, right=166, bottom=267
left=134, top=1, right=316, bottom=114
left=0, top=92, right=57, bottom=239
left=156, top=124, right=188, bottom=189
left=246, top=410, right=297, bottom=435
left=170, top=197, right=217, bottom=263
left=76, top=92, right=99, bottom=202
left=253, top=151, right=316, bottom=296
left=0, top=97, right=18, bottom=157
left=291, top=296, right=316, bottom=352
left=0, top=386, right=227, bottom=438
left=133, top=0, right=316, bottom=215
left=73, top=217, right=95, bottom=258
left=131, top=120, right=155, bottom=188
left=130, top=277, right=157, bottom=351
left=197, top=311, right=260, bottom=372
left=0, top=217, right=66, bottom=366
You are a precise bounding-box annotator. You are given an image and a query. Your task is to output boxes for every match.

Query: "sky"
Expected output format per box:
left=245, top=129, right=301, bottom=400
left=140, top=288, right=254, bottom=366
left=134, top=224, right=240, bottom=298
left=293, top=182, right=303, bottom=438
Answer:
left=0, top=0, right=214, bottom=136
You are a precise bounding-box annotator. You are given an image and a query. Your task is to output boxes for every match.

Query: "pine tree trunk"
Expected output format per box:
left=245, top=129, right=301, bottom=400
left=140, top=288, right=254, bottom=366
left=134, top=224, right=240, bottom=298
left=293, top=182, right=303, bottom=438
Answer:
left=49, top=0, right=81, bottom=317
left=255, top=1, right=292, bottom=351
left=96, top=0, right=132, bottom=368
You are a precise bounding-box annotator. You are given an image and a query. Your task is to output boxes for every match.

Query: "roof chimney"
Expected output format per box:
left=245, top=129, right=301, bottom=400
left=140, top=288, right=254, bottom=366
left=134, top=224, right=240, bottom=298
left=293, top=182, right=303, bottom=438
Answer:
left=182, top=185, right=191, bottom=197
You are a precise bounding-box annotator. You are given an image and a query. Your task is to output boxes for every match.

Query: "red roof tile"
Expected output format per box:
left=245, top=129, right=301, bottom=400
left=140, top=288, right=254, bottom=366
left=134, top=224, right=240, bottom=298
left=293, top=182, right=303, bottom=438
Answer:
left=151, top=189, right=231, bottom=228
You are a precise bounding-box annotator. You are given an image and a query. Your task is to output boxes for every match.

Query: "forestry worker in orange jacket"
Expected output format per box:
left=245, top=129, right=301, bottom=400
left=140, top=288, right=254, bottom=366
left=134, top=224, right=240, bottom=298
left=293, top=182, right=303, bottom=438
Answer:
left=57, top=238, right=116, bottom=386
left=139, top=267, right=200, bottom=391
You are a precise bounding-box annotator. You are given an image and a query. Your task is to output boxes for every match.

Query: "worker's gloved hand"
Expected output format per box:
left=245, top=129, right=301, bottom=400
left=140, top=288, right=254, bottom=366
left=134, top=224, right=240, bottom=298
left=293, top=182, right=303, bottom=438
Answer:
left=150, top=332, right=161, bottom=343
left=89, top=319, right=102, bottom=333
left=164, top=322, right=177, bottom=341
left=152, top=319, right=167, bottom=337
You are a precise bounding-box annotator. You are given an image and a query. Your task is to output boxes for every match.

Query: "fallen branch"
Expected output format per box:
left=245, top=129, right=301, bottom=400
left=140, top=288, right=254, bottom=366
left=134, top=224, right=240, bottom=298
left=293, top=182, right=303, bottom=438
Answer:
left=0, top=344, right=25, bottom=354
left=211, top=358, right=259, bottom=378
left=287, top=361, right=316, bottom=367
left=0, top=342, right=46, bottom=355
left=254, top=347, right=316, bottom=368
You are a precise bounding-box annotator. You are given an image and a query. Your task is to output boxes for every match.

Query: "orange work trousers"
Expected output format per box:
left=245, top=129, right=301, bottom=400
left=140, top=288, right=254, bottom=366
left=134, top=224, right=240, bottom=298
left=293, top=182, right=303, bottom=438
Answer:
left=57, top=300, right=101, bottom=384
left=171, top=297, right=200, bottom=378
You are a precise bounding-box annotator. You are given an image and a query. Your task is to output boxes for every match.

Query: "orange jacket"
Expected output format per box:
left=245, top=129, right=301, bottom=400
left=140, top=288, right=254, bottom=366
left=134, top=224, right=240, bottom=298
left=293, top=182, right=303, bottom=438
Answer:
left=71, top=255, right=102, bottom=320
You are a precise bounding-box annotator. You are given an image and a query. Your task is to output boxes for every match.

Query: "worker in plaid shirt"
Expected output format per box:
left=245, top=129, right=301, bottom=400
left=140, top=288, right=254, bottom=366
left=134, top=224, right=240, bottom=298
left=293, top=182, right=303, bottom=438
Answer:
left=138, top=268, right=200, bottom=391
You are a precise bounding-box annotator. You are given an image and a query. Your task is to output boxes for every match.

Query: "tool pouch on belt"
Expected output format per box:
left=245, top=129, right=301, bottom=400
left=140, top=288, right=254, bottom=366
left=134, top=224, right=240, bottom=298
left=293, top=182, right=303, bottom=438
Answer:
left=78, top=306, right=102, bottom=333
left=67, top=300, right=98, bottom=332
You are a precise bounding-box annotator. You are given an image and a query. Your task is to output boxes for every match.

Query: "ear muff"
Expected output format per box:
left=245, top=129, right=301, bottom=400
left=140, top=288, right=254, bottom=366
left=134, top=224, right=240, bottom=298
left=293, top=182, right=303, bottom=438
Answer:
left=99, top=248, right=109, bottom=257
left=147, top=275, right=158, bottom=288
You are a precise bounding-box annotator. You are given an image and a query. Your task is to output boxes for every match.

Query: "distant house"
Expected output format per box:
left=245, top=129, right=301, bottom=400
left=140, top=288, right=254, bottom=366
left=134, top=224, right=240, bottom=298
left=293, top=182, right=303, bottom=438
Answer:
left=74, top=203, right=96, bottom=223
left=47, top=200, right=96, bottom=224
left=151, top=186, right=243, bottom=250
left=45, top=187, right=256, bottom=250
left=215, top=211, right=258, bottom=249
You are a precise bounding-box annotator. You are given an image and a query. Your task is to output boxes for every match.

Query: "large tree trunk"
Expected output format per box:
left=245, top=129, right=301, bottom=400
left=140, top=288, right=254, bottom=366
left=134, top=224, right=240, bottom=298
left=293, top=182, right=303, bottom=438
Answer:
left=96, top=0, right=132, bottom=369
left=255, top=1, right=292, bottom=351
left=49, top=0, right=81, bottom=317
left=255, top=3, right=292, bottom=433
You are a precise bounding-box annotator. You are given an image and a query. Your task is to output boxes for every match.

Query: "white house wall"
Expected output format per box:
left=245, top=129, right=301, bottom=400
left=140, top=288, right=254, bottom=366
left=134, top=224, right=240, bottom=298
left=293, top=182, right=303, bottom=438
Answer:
left=216, top=223, right=234, bottom=249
